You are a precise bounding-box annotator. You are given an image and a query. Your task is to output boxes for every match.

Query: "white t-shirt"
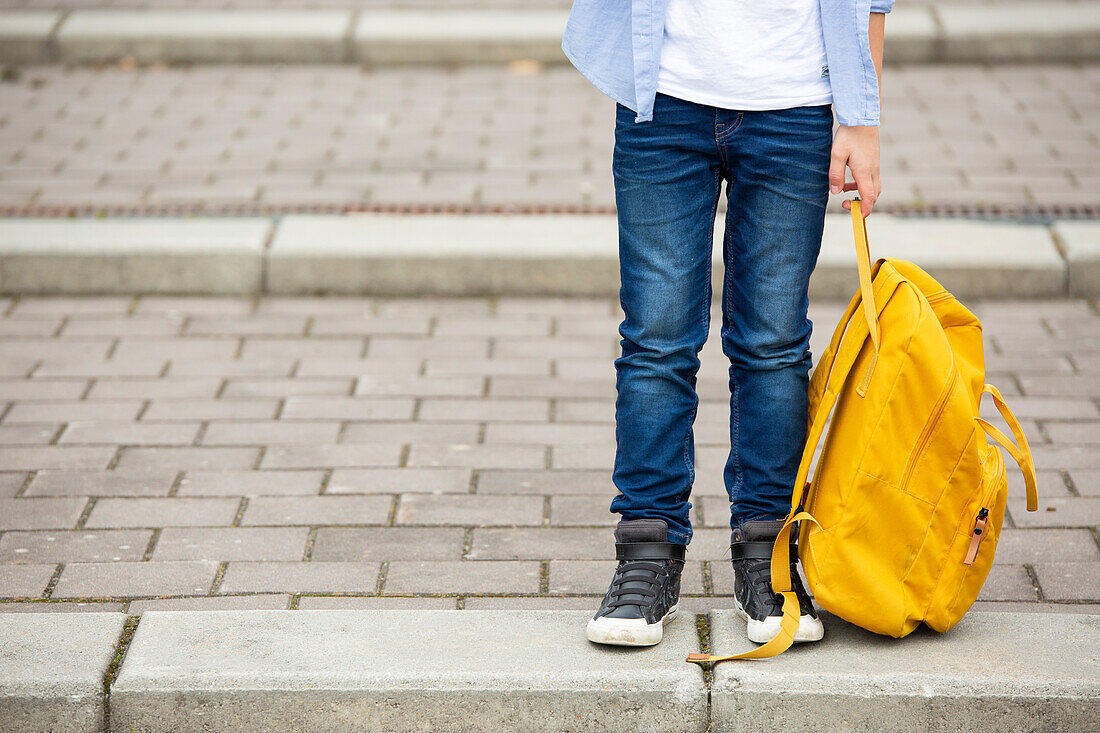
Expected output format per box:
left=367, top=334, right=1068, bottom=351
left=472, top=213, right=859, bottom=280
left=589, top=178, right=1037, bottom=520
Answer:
left=656, top=0, right=833, bottom=111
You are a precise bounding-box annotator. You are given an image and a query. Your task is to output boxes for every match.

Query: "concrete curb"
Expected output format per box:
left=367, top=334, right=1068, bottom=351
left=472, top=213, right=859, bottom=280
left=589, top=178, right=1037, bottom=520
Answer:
left=708, top=609, right=1100, bottom=731
left=0, top=4, right=1097, bottom=66
left=0, top=213, right=1095, bottom=299
left=0, top=612, right=126, bottom=733
left=2, top=609, right=1096, bottom=732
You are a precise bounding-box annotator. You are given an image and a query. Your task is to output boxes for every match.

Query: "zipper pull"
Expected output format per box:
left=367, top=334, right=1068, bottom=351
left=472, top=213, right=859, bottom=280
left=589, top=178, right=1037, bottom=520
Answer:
left=963, top=507, right=989, bottom=566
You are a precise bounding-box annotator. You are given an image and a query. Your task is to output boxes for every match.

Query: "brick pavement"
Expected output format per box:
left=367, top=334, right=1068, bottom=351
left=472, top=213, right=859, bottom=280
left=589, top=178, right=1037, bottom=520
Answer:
left=0, top=62, right=1097, bottom=215
left=0, top=294, right=1097, bottom=615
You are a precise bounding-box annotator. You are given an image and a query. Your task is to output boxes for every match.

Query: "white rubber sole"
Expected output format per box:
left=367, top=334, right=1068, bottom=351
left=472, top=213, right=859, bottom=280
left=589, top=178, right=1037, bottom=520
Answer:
left=586, top=602, right=679, bottom=647
left=735, top=598, right=824, bottom=644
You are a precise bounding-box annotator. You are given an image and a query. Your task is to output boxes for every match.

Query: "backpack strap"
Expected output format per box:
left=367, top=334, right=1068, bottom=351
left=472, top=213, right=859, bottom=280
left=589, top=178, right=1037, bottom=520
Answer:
left=975, top=384, right=1038, bottom=512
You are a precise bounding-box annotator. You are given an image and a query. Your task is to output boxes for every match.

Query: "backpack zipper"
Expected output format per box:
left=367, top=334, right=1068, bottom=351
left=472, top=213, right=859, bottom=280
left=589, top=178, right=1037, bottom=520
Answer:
left=897, top=364, right=960, bottom=495
left=963, top=443, right=1004, bottom=566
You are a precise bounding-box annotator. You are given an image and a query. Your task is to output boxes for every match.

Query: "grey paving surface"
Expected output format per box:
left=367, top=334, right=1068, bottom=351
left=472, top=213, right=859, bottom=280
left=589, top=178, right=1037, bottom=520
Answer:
left=0, top=62, right=1096, bottom=215
left=708, top=609, right=1100, bottom=731
left=0, top=295, right=1097, bottom=614
left=109, top=609, right=707, bottom=732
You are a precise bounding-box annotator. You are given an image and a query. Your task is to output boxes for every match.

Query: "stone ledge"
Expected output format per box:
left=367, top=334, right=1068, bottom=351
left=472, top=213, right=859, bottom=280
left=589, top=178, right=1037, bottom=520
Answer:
left=109, top=609, right=707, bottom=732
left=56, top=10, right=354, bottom=64
left=0, top=218, right=271, bottom=295
left=0, top=214, right=1087, bottom=298
left=708, top=609, right=1100, bottom=731
left=0, top=612, right=127, bottom=733
left=0, top=4, right=1097, bottom=66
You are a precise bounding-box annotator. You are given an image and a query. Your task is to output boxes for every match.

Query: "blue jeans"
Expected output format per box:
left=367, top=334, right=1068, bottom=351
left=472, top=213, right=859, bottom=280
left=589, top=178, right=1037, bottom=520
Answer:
left=609, top=91, right=834, bottom=546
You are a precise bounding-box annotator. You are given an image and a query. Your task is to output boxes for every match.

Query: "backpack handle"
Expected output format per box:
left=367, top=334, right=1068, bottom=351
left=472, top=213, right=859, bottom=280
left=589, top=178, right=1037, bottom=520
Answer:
left=850, top=199, right=881, bottom=395
left=851, top=198, right=881, bottom=356
left=975, top=384, right=1038, bottom=512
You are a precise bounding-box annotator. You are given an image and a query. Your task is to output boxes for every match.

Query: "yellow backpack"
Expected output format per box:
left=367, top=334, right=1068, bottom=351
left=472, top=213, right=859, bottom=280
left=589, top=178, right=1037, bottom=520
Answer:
left=688, top=199, right=1039, bottom=664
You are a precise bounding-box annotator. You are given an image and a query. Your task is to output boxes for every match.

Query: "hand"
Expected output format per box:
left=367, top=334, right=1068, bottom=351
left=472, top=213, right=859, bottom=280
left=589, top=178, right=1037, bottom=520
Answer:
left=829, top=125, right=881, bottom=216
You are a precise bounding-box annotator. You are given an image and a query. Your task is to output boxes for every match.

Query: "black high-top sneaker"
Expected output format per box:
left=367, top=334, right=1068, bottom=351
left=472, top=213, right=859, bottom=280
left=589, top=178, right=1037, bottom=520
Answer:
left=730, top=518, right=824, bottom=644
left=586, top=518, right=685, bottom=646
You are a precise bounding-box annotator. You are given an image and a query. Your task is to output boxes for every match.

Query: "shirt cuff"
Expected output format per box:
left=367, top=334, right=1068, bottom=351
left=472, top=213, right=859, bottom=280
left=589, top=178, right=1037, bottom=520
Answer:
left=870, top=0, right=895, bottom=13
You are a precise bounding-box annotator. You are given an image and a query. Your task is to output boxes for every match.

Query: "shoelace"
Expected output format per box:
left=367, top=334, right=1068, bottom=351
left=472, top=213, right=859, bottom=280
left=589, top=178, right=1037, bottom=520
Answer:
left=606, top=559, right=670, bottom=609
left=740, top=557, right=785, bottom=614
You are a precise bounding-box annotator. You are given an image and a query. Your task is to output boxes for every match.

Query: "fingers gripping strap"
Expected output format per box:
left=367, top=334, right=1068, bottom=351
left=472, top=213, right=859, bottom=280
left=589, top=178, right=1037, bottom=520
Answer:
left=614, top=541, right=686, bottom=562
left=976, top=384, right=1038, bottom=512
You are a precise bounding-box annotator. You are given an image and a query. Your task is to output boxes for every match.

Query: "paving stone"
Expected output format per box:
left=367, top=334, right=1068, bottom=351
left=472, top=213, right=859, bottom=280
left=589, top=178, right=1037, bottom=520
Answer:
left=87, top=378, right=222, bottom=400
left=241, top=495, right=393, bottom=526
left=1010, top=496, right=1100, bottom=528
left=114, top=447, right=261, bottom=472
left=84, top=497, right=240, bottom=529
left=0, top=380, right=86, bottom=401
left=469, top=528, right=611, bottom=560
left=260, top=444, right=402, bottom=469
left=152, top=527, right=310, bottom=562
left=25, top=468, right=179, bottom=497
left=0, top=530, right=151, bottom=564
left=222, top=378, right=353, bottom=398
left=977, top=564, right=1040, bottom=602
left=200, top=421, right=342, bottom=446
left=407, top=443, right=547, bottom=470
left=417, top=397, right=551, bottom=423
left=110, top=609, right=706, bottom=732
left=0, top=612, right=126, bottom=733
left=482, top=422, right=615, bottom=445
left=58, top=420, right=202, bottom=445
left=395, top=493, right=543, bottom=526
left=296, top=596, right=458, bottom=610
left=548, top=494, right=621, bottom=527
left=52, top=561, right=219, bottom=598
left=1070, top=469, right=1100, bottom=496
left=708, top=609, right=1100, bottom=731
left=142, top=399, right=280, bottom=421
left=354, top=374, right=484, bottom=397
left=279, top=396, right=414, bottom=420
left=0, top=564, right=57, bottom=598
left=0, top=472, right=28, bottom=499
left=384, top=560, right=541, bottom=594
left=326, top=467, right=472, bottom=494
left=127, top=594, right=290, bottom=615
left=477, top=469, right=611, bottom=494
left=0, top=218, right=269, bottom=294
left=218, top=562, right=382, bottom=594
left=311, top=527, right=465, bottom=562
left=994, top=528, right=1100, bottom=564
left=551, top=443, right=616, bottom=470
left=0, top=498, right=87, bottom=530
left=0, top=424, right=61, bottom=445
left=0, top=446, right=115, bottom=471
left=176, top=469, right=325, bottom=496
left=1033, top=562, right=1100, bottom=602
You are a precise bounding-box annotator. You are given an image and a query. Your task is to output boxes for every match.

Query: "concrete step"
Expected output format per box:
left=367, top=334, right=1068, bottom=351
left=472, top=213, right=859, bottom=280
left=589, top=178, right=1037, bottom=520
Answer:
left=109, top=609, right=708, bottom=732
left=1, top=4, right=1098, bottom=66
left=2, top=609, right=1096, bottom=731
left=0, top=213, right=1094, bottom=298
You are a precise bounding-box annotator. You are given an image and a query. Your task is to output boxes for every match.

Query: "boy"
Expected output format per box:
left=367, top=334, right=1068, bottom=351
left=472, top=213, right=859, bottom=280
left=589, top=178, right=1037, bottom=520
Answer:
left=561, top=0, right=892, bottom=646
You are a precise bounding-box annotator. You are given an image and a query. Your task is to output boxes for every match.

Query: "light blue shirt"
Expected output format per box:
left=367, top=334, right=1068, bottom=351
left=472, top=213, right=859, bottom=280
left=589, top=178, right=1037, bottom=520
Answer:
left=561, top=0, right=896, bottom=127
